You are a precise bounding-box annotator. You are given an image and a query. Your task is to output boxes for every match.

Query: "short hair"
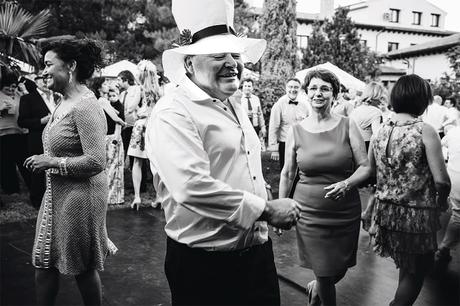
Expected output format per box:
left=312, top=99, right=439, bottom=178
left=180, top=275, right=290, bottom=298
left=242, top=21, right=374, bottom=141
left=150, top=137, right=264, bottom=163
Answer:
left=445, top=96, right=457, bottom=107
left=361, top=82, right=388, bottom=107
left=286, top=77, right=301, bottom=86
left=241, top=78, right=254, bottom=86
left=433, top=95, right=442, bottom=104
left=108, top=85, right=119, bottom=95
left=390, top=74, right=432, bottom=116
left=41, top=38, right=104, bottom=83
left=88, top=77, right=106, bottom=99
left=118, top=70, right=135, bottom=85
left=0, top=67, right=18, bottom=89
left=303, top=69, right=340, bottom=99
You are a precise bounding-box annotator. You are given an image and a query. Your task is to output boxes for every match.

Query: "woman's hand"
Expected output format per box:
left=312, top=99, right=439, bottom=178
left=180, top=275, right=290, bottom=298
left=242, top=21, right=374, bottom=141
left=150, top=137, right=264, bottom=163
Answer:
left=24, top=155, right=56, bottom=172
left=324, top=180, right=350, bottom=200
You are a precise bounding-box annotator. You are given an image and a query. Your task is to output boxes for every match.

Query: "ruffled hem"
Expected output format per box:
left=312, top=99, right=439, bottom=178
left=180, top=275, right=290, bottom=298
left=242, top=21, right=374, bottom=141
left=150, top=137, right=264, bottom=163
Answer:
left=373, top=227, right=436, bottom=272
left=374, top=199, right=440, bottom=233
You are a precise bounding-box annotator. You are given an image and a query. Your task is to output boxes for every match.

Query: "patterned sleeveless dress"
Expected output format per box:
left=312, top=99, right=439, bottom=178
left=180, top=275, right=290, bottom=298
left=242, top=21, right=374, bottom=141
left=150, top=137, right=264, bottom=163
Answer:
left=32, top=89, right=109, bottom=275
left=293, top=117, right=361, bottom=276
left=372, top=117, right=440, bottom=272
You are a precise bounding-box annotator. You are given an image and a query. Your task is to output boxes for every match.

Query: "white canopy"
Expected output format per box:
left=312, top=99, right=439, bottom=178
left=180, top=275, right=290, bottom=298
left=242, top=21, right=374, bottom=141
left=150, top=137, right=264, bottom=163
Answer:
left=100, top=60, right=138, bottom=78
left=296, top=62, right=365, bottom=91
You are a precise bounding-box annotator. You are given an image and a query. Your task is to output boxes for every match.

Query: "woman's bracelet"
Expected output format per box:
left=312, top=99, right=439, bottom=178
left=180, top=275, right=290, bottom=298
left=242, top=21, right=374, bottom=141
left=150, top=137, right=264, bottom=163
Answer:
left=342, top=179, right=350, bottom=191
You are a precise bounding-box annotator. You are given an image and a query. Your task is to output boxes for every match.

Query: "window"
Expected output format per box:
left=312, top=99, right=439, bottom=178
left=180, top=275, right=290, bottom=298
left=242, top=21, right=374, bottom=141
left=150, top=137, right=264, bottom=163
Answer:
left=297, top=35, right=309, bottom=49
left=412, top=11, right=422, bottom=25
left=410, top=43, right=417, bottom=46
left=390, top=8, right=400, bottom=23
left=431, top=14, right=440, bottom=27
left=388, top=42, right=399, bottom=52
left=360, top=40, right=367, bottom=47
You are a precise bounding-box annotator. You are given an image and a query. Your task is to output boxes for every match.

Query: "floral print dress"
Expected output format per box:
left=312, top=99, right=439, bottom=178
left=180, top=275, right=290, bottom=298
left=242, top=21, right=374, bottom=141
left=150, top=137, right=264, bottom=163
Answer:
left=372, top=117, right=441, bottom=272
left=127, top=91, right=155, bottom=159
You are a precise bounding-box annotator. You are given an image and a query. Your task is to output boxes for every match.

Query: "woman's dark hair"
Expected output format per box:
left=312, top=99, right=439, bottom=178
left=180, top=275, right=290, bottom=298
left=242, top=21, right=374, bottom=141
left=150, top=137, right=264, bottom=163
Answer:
left=41, top=38, right=104, bottom=83
left=1, top=66, right=18, bottom=89
left=88, top=77, right=106, bottom=99
left=19, top=77, right=38, bottom=93
left=390, top=74, right=432, bottom=116
left=303, top=69, right=341, bottom=99
left=118, top=70, right=135, bottom=85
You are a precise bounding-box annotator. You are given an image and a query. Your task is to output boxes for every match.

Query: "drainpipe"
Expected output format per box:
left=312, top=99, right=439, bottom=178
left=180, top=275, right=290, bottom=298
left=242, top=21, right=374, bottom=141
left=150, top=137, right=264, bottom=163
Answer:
left=375, top=29, right=384, bottom=52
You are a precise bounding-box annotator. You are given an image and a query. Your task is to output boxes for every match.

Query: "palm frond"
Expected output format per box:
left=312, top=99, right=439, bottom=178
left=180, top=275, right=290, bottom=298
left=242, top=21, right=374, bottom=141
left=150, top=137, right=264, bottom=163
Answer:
left=0, top=2, right=50, bottom=38
left=0, top=2, right=33, bottom=36
left=0, top=2, right=50, bottom=68
left=21, top=9, right=51, bottom=38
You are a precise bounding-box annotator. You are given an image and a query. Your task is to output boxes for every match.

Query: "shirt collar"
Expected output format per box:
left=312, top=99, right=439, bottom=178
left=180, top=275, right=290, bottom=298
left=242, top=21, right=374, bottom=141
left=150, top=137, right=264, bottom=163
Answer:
left=179, top=77, right=215, bottom=102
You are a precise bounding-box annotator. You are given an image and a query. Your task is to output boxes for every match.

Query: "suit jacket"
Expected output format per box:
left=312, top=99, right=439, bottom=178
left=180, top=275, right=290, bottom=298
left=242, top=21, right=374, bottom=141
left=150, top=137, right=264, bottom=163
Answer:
left=18, top=92, right=50, bottom=154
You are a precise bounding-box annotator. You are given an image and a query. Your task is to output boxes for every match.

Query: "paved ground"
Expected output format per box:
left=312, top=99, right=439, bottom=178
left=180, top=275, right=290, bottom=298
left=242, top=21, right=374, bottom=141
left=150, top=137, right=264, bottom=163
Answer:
left=1, top=201, right=459, bottom=306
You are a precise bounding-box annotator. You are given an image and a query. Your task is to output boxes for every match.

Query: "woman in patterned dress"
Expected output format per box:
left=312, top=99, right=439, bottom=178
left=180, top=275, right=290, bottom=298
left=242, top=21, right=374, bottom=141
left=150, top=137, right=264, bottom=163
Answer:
left=24, top=39, right=110, bottom=305
left=368, top=74, right=451, bottom=306
left=128, top=60, right=161, bottom=210
left=89, top=78, right=126, bottom=205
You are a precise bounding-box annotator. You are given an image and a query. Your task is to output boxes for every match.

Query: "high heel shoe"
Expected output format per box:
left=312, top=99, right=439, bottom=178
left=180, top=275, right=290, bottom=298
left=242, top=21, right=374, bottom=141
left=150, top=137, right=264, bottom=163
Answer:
left=130, top=200, right=141, bottom=211
left=151, top=197, right=161, bottom=209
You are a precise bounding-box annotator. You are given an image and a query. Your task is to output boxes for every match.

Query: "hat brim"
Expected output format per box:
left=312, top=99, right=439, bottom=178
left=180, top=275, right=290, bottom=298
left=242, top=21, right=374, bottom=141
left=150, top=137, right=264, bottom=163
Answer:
left=163, top=34, right=266, bottom=85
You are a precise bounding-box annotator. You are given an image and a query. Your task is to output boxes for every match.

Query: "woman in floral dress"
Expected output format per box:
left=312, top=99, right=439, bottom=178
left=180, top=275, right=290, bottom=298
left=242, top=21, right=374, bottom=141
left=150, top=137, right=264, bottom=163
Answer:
left=128, top=60, right=161, bottom=209
left=368, top=74, right=451, bottom=306
left=24, top=39, right=110, bottom=306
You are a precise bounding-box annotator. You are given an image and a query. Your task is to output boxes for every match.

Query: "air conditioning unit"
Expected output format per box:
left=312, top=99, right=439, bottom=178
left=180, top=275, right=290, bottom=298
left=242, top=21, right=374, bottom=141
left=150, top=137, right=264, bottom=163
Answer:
left=383, top=12, right=390, bottom=21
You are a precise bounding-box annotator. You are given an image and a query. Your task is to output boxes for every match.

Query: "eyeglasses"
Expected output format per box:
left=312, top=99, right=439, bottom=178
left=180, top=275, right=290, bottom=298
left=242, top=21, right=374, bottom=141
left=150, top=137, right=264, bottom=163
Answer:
left=307, top=86, right=333, bottom=94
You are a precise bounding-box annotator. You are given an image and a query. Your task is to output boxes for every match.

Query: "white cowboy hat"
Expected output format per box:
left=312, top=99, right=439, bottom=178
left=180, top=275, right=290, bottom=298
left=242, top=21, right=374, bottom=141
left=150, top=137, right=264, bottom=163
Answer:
left=162, top=0, right=267, bottom=85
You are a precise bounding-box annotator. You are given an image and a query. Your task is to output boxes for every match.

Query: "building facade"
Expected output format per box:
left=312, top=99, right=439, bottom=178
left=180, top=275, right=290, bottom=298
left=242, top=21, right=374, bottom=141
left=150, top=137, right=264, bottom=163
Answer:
left=247, top=0, right=455, bottom=53
left=384, top=33, right=459, bottom=82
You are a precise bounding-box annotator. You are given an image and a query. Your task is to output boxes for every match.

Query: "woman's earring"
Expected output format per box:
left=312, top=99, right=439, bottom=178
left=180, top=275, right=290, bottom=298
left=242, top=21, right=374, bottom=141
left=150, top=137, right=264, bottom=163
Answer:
left=68, top=70, right=73, bottom=85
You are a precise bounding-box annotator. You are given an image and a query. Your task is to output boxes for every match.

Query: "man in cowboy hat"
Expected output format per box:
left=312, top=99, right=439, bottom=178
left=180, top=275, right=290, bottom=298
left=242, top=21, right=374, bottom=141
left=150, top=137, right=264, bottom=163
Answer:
left=145, top=0, right=300, bottom=305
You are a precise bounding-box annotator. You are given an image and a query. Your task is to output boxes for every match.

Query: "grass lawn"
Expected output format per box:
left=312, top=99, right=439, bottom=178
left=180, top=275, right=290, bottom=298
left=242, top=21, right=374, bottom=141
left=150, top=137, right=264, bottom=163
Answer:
left=0, top=151, right=281, bottom=224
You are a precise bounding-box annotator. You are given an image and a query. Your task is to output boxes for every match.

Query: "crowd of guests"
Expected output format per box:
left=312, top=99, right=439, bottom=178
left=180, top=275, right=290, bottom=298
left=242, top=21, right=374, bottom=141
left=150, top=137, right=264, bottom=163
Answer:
left=1, top=0, right=459, bottom=305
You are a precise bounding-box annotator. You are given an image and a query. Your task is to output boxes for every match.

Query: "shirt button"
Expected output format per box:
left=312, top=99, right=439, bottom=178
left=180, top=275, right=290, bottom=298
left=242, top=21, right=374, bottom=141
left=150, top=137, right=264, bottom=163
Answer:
left=223, top=107, right=227, bottom=111
left=247, top=151, right=250, bottom=155
left=253, top=176, right=256, bottom=180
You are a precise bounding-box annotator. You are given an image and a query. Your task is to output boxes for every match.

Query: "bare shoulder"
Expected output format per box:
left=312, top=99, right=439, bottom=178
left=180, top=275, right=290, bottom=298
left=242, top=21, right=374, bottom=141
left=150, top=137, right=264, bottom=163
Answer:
left=422, top=122, right=440, bottom=144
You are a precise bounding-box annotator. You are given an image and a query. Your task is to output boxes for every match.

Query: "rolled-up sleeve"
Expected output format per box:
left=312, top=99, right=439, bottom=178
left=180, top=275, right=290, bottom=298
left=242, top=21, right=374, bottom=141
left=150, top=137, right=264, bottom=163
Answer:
left=146, top=108, right=265, bottom=230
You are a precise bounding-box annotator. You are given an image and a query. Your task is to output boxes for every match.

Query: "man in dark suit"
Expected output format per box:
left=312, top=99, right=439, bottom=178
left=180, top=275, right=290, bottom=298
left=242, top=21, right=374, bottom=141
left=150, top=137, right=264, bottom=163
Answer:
left=17, top=77, right=51, bottom=208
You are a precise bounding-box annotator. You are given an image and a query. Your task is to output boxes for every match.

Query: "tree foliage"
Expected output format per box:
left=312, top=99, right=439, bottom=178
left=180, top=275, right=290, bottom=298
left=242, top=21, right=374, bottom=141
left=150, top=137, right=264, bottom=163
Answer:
left=16, top=0, right=178, bottom=67
left=259, top=0, right=298, bottom=118
left=0, top=1, right=51, bottom=69
left=302, top=7, right=381, bottom=82
left=431, top=45, right=460, bottom=102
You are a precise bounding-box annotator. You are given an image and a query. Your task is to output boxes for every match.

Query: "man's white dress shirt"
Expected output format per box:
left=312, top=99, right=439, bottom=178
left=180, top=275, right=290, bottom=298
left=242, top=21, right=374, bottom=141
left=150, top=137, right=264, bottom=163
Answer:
left=241, top=94, right=265, bottom=129
left=120, top=85, right=141, bottom=126
left=422, top=103, right=448, bottom=133
left=145, top=77, right=268, bottom=251
left=268, top=95, right=309, bottom=150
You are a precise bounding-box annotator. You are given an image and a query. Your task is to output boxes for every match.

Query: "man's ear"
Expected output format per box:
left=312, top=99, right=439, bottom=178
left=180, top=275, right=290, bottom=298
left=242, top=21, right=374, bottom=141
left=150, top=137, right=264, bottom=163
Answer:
left=184, top=56, right=194, bottom=76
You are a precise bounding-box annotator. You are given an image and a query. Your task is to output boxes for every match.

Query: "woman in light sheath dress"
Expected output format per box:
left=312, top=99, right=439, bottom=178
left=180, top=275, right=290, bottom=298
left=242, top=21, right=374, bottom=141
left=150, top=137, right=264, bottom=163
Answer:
left=279, top=69, right=370, bottom=306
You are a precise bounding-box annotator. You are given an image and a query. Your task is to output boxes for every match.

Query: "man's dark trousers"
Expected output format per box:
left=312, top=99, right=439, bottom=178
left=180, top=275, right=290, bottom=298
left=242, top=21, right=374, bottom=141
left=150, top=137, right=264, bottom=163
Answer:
left=165, top=237, right=280, bottom=305
left=278, top=141, right=285, bottom=170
